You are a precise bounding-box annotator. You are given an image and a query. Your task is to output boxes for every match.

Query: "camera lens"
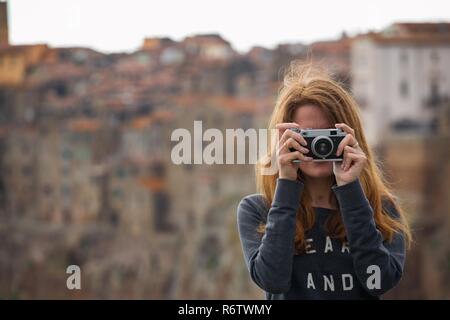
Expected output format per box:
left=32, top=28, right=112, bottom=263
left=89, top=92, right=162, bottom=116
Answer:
left=311, top=136, right=333, bottom=158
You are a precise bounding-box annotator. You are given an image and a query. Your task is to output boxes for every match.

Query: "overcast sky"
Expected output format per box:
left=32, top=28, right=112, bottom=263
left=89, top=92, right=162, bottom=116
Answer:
left=7, top=0, right=450, bottom=54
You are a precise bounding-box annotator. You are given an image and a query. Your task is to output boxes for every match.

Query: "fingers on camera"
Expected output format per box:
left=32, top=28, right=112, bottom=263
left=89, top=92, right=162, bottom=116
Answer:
left=280, top=128, right=306, bottom=144
left=281, top=151, right=313, bottom=164
left=285, top=138, right=308, bottom=154
left=336, top=134, right=357, bottom=156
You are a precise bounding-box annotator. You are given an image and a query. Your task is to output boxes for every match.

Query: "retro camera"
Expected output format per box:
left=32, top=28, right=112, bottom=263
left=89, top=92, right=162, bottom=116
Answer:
left=289, top=128, right=347, bottom=162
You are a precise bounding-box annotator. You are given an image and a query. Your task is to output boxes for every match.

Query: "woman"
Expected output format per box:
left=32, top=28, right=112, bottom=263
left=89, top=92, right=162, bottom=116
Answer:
left=236, top=61, right=411, bottom=300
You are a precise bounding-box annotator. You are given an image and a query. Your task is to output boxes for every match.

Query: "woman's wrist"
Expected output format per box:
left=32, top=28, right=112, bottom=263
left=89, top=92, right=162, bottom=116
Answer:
left=278, top=174, right=298, bottom=181
left=273, top=178, right=304, bottom=208
left=332, top=178, right=370, bottom=211
left=335, top=177, right=357, bottom=186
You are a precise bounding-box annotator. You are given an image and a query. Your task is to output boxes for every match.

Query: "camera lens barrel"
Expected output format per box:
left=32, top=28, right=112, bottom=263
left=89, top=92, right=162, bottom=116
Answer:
left=311, top=135, right=334, bottom=159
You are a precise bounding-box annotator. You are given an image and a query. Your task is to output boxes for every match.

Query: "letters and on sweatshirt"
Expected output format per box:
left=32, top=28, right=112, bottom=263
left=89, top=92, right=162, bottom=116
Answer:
left=236, top=178, right=405, bottom=300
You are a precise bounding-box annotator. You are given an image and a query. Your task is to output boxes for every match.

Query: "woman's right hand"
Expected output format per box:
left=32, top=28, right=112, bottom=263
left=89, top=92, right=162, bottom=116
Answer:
left=275, top=122, right=313, bottom=181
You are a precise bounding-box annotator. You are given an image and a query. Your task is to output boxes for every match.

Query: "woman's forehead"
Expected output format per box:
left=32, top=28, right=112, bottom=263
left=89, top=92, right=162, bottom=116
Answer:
left=292, top=104, right=333, bottom=128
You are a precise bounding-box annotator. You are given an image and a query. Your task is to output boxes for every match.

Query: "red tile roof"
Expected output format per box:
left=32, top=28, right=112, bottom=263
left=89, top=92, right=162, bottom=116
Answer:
left=68, top=118, right=102, bottom=132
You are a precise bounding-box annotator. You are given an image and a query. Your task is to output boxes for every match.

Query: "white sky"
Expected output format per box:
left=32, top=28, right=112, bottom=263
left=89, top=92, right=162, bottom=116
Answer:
left=7, top=0, right=450, bottom=54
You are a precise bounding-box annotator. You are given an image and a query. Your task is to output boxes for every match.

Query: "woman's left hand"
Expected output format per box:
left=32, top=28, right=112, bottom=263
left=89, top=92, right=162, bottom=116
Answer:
left=332, top=123, right=367, bottom=186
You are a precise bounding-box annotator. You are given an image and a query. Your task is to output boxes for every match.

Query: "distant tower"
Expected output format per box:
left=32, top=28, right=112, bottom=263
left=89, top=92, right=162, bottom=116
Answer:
left=0, top=0, right=9, bottom=45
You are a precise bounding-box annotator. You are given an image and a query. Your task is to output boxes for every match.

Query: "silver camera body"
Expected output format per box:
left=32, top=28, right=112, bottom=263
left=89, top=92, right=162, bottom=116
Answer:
left=289, top=128, right=347, bottom=162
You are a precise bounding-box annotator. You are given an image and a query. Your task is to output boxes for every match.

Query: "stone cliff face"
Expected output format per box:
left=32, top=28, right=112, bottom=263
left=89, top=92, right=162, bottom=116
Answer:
left=0, top=43, right=281, bottom=299
left=0, top=37, right=448, bottom=299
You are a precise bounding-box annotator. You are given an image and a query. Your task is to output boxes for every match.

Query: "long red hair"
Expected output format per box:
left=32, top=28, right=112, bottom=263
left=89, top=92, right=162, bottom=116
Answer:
left=256, top=61, right=412, bottom=252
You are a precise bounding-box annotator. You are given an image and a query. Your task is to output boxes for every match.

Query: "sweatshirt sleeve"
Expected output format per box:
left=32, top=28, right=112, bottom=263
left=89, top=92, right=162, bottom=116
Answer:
left=332, top=178, right=406, bottom=297
left=236, top=178, right=304, bottom=294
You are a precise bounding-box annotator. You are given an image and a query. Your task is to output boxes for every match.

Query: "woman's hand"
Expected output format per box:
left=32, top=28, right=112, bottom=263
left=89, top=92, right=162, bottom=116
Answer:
left=333, top=123, right=367, bottom=186
left=275, top=122, right=313, bottom=181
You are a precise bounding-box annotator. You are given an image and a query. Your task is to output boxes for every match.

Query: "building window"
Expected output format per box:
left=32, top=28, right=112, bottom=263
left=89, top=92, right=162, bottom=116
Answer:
left=116, top=167, right=127, bottom=179
left=240, top=113, right=252, bottom=130
left=400, top=50, right=408, bottom=66
left=112, top=188, right=124, bottom=199
left=61, top=148, right=72, bottom=160
left=150, top=161, right=166, bottom=178
left=22, top=165, right=33, bottom=177
left=43, top=184, right=53, bottom=196
left=62, top=165, right=70, bottom=176
left=428, top=80, right=441, bottom=107
left=61, top=185, right=71, bottom=196
left=153, top=191, right=173, bottom=232
left=400, top=80, right=409, bottom=98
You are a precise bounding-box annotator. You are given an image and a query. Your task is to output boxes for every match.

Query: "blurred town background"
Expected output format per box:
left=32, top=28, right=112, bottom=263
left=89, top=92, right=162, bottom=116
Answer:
left=0, top=1, right=449, bottom=299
